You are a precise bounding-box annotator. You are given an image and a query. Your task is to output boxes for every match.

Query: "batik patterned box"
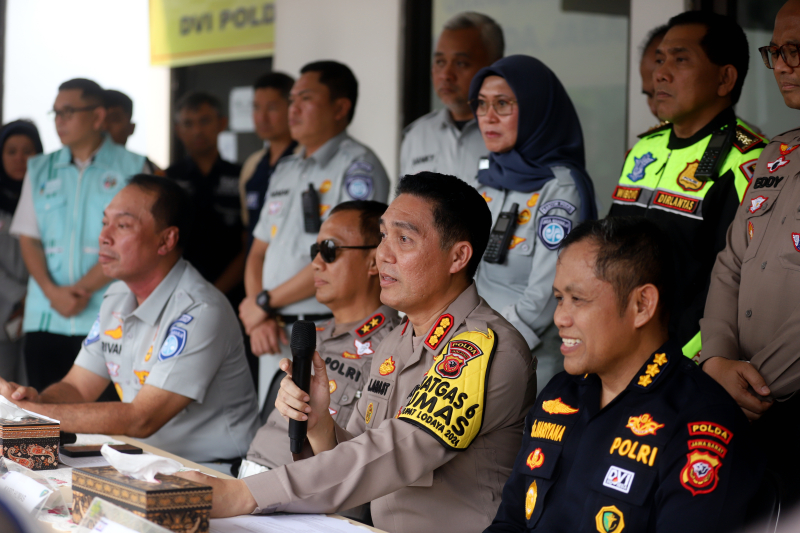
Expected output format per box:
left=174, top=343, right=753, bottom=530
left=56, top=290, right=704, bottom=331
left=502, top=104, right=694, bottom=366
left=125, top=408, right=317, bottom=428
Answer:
left=72, top=466, right=212, bottom=533
left=0, top=416, right=59, bottom=470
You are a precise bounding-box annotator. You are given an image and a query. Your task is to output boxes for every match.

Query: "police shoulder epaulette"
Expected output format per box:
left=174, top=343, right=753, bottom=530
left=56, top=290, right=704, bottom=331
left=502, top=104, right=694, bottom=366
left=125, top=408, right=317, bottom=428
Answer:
left=425, top=314, right=454, bottom=351
left=356, top=312, right=386, bottom=337
left=733, top=124, right=765, bottom=153
left=637, top=121, right=671, bottom=139
left=634, top=352, right=669, bottom=389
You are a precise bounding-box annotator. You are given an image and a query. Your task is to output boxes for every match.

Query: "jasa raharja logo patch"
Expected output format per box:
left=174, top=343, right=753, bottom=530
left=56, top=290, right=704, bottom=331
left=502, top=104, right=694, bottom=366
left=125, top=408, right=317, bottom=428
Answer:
left=435, top=339, right=483, bottom=379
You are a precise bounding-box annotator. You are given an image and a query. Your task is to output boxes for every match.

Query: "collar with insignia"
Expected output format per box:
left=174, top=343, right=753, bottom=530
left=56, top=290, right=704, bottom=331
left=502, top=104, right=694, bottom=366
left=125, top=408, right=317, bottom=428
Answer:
left=424, top=313, right=454, bottom=351
left=356, top=312, right=386, bottom=338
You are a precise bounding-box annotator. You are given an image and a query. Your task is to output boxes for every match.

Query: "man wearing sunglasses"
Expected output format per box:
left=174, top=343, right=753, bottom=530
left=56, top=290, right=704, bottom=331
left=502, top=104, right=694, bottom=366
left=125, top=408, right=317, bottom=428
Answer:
left=179, top=173, right=536, bottom=533
left=701, top=0, right=800, bottom=508
left=9, top=78, right=154, bottom=395
left=241, top=200, right=399, bottom=479
left=608, top=11, right=766, bottom=363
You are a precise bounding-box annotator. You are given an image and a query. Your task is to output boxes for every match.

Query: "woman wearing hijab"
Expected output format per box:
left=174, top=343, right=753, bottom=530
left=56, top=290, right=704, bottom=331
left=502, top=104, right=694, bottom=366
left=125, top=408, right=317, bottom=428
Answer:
left=0, top=120, right=43, bottom=381
left=470, top=55, right=597, bottom=392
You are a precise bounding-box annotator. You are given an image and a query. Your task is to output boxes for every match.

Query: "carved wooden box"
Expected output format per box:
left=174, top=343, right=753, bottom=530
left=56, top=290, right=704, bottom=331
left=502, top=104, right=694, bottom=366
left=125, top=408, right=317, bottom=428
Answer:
left=0, top=416, right=59, bottom=470
left=72, top=466, right=212, bottom=533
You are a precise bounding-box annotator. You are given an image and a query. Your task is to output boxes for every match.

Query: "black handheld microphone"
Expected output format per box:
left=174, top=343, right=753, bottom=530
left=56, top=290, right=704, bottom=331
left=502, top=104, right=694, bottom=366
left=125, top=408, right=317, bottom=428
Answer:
left=289, top=320, right=317, bottom=454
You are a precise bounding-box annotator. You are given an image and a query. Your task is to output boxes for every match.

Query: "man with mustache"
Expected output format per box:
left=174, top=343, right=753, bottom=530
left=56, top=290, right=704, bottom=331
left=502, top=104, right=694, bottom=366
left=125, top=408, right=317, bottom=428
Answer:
left=400, top=12, right=502, bottom=186
left=608, top=11, right=766, bottom=362
left=179, top=172, right=536, bottom=533
left=241, top=200, right=400, bottom=477
left=0, top=176, right=259, bottom=469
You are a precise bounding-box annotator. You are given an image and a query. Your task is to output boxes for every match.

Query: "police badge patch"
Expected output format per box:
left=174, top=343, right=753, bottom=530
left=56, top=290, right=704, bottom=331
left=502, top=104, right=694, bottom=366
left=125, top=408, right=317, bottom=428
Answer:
left=399, top=329, right=496, bottom=450
left=793, top=233, right=800, bottom=252
left=627, top=152, right=656, bottom=182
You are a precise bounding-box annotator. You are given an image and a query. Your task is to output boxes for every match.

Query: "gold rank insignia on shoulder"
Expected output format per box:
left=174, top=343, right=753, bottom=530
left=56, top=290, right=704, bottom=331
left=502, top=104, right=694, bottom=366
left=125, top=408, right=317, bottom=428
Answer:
left=733, top=124, right=765, bottom=153
left=634, top=352, right=669, bottom=389
left=637, top=120, right=671, bottom=139
left=425, top=313, right=454, bottom=350
left=356, top=312, right=385, bottom=337
left=541, top=397, right=579, bottom=415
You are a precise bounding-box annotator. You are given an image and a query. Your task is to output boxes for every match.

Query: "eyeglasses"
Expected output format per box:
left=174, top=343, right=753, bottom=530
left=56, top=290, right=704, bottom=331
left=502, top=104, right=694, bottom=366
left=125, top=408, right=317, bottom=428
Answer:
left=470, top=98, right=518, bottom=117
left=310, top=239, right=377, bottom=263
left=759, top=44, right=800, bottom=69
left=48, top=105, right=99, bottom=120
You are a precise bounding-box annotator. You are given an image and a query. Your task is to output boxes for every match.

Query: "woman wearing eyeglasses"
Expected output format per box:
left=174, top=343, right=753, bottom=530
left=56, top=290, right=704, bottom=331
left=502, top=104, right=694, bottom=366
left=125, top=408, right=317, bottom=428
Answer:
left=469, top=55, right=597, bottom=392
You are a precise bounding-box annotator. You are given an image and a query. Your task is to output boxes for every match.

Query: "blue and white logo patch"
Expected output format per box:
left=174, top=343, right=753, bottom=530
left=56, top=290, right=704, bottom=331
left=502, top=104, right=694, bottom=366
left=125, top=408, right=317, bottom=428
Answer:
left=539, top=199, right=577, bottom=216
left=538, top=215, right=572, bottom=250
left=602, top=465, right=635, bottom=494
left=84, top=315, right=101, bottom=346
left=175, top=314, right=194, bottom=325
left=627, top=152, right=657, bottom=182
left=159, top=326, right=188, bottom=360
left=346, top=176, right=373, bottom=200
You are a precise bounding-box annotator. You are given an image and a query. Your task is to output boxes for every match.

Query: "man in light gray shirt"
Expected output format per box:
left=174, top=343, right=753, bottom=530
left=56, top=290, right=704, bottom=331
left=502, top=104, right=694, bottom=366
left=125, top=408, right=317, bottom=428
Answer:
left=238, top=61, right=389, bottom=411
left=0, top=175, right=259, bottom=466
left=400, top=12, right=502, bottom=186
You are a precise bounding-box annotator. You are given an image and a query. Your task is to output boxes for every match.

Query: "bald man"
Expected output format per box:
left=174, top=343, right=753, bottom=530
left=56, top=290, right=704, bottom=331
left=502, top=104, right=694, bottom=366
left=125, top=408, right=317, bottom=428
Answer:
left=701, top=0, right=800, bottom=508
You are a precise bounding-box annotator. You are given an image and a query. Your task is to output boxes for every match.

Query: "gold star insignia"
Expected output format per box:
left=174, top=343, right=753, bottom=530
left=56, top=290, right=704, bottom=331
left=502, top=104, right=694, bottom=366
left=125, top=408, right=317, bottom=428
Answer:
left=653, top=353, right=668, bottom=366
left=360, top=325, right=370, bottom=333
left=441, top=317, right=451, bottom=328
left=645, top=364, right=660, bottom=377
left=638, top=375, right=653, bottom=387
left=370, top=318, right=379, bottom=327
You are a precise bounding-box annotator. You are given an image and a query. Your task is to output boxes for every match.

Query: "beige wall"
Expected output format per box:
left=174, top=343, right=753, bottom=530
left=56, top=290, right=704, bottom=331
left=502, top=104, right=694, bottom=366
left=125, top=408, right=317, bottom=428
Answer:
left=273, top=0, right=403, bottom=185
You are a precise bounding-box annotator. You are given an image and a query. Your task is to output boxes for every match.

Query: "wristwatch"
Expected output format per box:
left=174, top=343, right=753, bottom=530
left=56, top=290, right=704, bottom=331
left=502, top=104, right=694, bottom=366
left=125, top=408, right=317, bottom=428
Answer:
left=256, top=290, right=274, bottom=315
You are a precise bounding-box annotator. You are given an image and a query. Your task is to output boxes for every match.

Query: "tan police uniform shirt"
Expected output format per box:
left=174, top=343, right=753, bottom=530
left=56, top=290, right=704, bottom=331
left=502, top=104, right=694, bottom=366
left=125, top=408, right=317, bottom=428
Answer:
left=700, top=128, right=800, bottom=397
left=246, top=305, right=400, bottom=468
left=243, top=283, right=536, bottom=533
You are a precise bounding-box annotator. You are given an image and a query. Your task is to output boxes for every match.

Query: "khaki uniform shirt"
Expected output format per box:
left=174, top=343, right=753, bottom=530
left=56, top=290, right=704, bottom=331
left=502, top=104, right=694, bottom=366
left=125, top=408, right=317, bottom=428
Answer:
left=252, top=131, right=389, bottom=316
left=701, top=128, right=800, bottom=397
left=74, top=259, right=259, bottom=462
left=243, top=284, right=536, bottom=533
left=246, top=305, right=400, bottom=468
left=400, top=108, right=488, bottom=187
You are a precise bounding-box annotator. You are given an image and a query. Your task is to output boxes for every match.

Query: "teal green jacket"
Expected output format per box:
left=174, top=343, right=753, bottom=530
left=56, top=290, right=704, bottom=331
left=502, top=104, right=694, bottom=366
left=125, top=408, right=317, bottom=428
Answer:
left=24, top=136, right=144, bottom=336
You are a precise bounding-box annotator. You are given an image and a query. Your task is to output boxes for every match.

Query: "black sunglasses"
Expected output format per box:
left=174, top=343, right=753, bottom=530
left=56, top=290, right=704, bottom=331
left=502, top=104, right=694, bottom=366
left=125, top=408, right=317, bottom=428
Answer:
left=310, top=239, right=377, bottom=263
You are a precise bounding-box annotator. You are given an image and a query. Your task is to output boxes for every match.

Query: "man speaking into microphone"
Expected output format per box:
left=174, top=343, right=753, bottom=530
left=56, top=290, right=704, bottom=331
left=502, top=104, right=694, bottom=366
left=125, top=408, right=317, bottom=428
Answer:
left=179, top=172, right=537, bottom=533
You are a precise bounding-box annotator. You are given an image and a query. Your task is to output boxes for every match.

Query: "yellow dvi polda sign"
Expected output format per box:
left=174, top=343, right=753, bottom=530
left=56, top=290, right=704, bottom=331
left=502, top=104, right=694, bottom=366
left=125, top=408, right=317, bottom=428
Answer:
left=150, top=0, right=274, bottom=67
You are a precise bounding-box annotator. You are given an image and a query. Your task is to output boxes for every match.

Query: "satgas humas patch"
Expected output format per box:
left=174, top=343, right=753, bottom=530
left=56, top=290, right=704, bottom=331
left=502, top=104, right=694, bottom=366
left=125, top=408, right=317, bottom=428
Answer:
left=398, top=329, right=497, bottom=450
